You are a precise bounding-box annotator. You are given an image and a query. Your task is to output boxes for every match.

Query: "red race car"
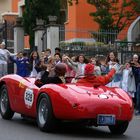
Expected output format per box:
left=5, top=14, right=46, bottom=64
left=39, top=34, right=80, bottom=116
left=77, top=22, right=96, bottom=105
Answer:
left=0, top=74, right=133, bottom=134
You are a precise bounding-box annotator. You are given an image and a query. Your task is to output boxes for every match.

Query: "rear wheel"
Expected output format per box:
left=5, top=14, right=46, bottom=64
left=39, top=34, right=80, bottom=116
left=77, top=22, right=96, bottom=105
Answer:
left=37, top=94, right=57, bottom=132
left=108, top=121, right=129, bottom=135
left=0, top=85, right=14, bottom=120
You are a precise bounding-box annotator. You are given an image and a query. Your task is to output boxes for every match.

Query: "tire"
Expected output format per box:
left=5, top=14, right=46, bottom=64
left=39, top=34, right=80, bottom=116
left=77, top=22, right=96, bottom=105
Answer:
left=108, top=121, right=129, bottom=135
left=0, top=85, right=14, bottom=120
left=37, top=94, right=57, bottom=132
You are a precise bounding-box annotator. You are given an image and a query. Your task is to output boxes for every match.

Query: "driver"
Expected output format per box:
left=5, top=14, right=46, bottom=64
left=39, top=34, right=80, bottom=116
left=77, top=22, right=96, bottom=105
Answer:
left=77, top=63, right=116, bottom=86
left=40, top=63, right=66, bottom=85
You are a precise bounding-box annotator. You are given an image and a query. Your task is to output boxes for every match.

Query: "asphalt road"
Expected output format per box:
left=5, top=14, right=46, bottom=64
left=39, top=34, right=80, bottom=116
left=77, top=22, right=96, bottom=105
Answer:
left=0, top=114, right=140, bottom=140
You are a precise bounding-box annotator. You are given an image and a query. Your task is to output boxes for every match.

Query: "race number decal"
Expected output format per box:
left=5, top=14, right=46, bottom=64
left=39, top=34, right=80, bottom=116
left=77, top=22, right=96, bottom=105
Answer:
left=24, top=88, right=34, bottom=108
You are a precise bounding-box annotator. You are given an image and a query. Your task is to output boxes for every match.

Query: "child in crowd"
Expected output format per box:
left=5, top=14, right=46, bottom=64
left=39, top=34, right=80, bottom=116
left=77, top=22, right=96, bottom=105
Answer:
left=121, top=62, right=136, bottom=97
left=10, top=52, right=30, bottom=77
left=90, top=57, right=101, bottom=75
left=29, top=51, right=40, bottom=78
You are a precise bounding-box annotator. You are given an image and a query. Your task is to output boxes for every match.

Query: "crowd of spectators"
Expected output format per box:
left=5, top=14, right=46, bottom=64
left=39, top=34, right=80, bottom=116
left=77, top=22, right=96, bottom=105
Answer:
left=0, top=41, right=140, bottom=115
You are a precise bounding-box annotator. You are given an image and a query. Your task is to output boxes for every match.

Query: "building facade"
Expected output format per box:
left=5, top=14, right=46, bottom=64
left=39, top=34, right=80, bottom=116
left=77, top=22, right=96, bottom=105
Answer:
left=0, top=0, right=139, bottom=47
left=65, top=0, right=140, bottom=42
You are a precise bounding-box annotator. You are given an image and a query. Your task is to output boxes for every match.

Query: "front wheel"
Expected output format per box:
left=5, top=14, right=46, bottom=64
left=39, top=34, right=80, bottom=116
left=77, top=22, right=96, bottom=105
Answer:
left=37, top=94, right=57, bottom=132
left=108, top=121, right=129, bottom=135
left=0, top=85, right=14, bottom=120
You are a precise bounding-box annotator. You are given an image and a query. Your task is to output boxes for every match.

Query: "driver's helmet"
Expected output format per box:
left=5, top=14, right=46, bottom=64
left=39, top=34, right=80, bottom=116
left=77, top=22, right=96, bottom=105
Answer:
left=55, top=63, right=66, bottom=76
left=84, top=63, right=94, bottom=75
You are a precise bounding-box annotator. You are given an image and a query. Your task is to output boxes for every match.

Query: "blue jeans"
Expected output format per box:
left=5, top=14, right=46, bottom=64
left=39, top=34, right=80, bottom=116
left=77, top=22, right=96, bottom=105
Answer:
left=136, top=83, right=140, bottom=112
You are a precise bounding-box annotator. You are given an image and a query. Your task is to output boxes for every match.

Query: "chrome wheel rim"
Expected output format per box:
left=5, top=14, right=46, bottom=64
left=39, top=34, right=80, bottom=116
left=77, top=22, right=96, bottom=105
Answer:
left=38, top=98, right=48, bottom=126
left=0, top=89, right=8, bottom=114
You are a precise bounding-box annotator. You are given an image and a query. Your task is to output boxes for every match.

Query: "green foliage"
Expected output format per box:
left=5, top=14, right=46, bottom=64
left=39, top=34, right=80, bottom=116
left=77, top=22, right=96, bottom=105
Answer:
left=23, top=0, right=60, bottom=50
left=30, top=0, right=60, bottom=22
left=23, top=0, right=35, bottom=49
left=131, top=0, right=140, bottom=13
left=59, top=41, right=115, bottom=53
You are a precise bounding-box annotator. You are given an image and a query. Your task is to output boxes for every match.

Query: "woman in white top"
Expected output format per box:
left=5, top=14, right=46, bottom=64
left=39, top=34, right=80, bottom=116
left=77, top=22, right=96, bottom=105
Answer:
left=29, top=51, right=40, bottom=78
left=105, top=52, right=122, bottom=87
left=65, top=54, right=88, bottom=77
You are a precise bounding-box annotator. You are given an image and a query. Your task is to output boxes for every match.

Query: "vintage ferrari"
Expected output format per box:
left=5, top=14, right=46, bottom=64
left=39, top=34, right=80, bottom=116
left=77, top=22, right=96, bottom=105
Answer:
left=0, top=74, right=133, bottom=134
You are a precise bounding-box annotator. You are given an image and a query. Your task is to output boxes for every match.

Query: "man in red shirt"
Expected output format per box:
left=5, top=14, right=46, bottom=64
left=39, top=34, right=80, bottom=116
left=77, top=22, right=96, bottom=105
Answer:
left=77, top=63, right=116, bottom=86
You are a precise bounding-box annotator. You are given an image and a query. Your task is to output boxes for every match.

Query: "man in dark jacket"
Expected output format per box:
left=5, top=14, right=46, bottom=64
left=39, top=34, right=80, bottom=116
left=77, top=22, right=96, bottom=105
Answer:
left=40, top=63, right=66, bottom=85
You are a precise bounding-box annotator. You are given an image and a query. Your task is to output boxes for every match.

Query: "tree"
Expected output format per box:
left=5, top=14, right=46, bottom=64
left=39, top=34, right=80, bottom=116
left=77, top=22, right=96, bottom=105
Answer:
left=131, top=0, right=140, bottom=14
left=23, top=0, right=35, bottom=50
left=23, top=0, right=60, bottom=50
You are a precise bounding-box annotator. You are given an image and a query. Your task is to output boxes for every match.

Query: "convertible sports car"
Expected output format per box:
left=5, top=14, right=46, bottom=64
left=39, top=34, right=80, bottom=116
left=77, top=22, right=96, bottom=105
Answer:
left=0, top=74, right=133, bottom=134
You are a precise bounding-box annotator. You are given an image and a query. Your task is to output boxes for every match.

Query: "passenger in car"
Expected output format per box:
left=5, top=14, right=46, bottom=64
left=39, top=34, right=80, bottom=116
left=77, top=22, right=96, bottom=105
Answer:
left=77, top=63, right=117, bottom=86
